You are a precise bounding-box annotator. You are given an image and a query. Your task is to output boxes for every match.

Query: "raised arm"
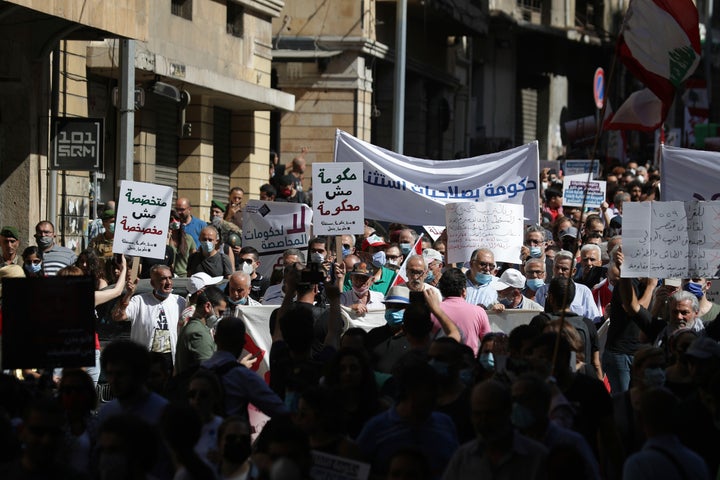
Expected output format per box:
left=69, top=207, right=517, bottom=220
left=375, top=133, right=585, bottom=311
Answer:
left=424, top=288, right=461, bottom=342
left=96, top=256, right=127, bottom=307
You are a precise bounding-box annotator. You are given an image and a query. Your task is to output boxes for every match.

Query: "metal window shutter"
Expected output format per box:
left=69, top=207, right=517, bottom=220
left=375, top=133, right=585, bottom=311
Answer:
left=520, top=88, right=538, bottom=145
left=213, top=107, right=231, bottom=200
left=151, top=95, right=179, bottom=203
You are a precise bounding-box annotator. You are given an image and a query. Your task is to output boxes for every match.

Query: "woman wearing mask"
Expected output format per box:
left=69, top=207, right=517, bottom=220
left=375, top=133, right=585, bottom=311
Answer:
left=22, top=246, right=45, bottom=277
left=168, top=209, right=197, bottom=277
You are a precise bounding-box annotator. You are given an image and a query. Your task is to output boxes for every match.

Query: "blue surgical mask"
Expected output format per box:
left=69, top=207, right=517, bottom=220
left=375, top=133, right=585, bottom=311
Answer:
left=529, top=246, right=542, bottom=258
left=384, top=308, right=404, bottom=326
left=684, top=281, right=704, bottom=299
left=372, top=250, right=386, bottom=268
left=479, top=352, right=494, bottom=370
left=206, top=314, right=219, bottom=329
left=474, top=273, right=493, bottom=285
left=342, top=247, right=352, bottom=258
left=154, top=289, right=170, bottom=300
left=25, top=262, right=42, bottom=274
left=400, top=243, right=412, bottom=256
left=108, top=223, right=115, bottom=234
left=425, top=271, right=435, bottom=283
left=428, top=359, right=450, bottom=377
left=228, top=296, right=247, bottom=306
left=511, top=402, right=536, bottom=430
left=499, top=297, right=514, bottom=307
left=201, top=241, right=215, bottom=254
left=526, top=278, right=544, bottom=291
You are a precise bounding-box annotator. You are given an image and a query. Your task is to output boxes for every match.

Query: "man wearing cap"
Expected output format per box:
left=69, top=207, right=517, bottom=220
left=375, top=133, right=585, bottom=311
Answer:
left=175, top=285, right=227, bottom=375
left=559, top=225, right=579, bottom=255
left=494, top=268, right=543, bottom=311
left=0, top=226, right=21, bottom=266
left=89, top=209, right=116, bottom=264
left=464, top=248, right=500, bottom=310
left=87, top=200, right=116, bottom=240
left=112, top=264, right=186, bottom=370
left=423, top=248, right=444, bottom=288
left=34, top=221, right=76, bottom=277
left=432, top=268, right=490, bottom=355
left=360, top=234, right=395, bottom=296
left=209, top=199, right=242, bottom=252
left=275, top=175, right=308, bottom=204
left=340, top=262, right=385, bottom=314
left=180, top=272, right=226, bottom=324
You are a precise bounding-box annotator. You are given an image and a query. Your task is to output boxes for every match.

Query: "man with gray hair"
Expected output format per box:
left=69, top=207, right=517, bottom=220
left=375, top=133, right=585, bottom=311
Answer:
left=534, top=250, right=601, bottom=321
left=574, top=243, right=607, bottom=289
left=521, top=224, right=553, bottom=282
left=227, top=271, right=262, bottom=316
left=464, top=248, right=500, bottom=310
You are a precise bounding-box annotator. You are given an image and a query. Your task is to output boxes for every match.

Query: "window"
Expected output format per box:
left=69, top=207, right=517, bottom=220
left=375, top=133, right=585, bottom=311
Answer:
left=172, top=0, right=192, bottom=20
left=227, top=3, right=244, bottom=37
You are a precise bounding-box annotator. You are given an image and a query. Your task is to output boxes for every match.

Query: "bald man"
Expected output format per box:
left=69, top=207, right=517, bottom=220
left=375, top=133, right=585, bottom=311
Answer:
left=175, top=197, right=207, bottom=246
left=226, top=271, right=261, bottom=317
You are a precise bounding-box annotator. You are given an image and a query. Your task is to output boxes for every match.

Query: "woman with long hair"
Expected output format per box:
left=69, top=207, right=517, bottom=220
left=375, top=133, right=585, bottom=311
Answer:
left=22, top=246, right=45, bottom=277
left=169, top=209, right=196, bottom=277
left=75, top=248, right=107, bottom=290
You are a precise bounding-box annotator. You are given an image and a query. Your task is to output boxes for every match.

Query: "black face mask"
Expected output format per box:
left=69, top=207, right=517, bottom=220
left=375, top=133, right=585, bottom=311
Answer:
left=223, top=435, right=251, bottom=464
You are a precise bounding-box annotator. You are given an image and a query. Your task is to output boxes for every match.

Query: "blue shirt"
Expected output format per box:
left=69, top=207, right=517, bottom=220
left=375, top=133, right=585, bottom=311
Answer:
left=623, top=434, right=709, bottom=480
left=184, top=215, right=207, bottom=246
left=465, top=276, right=498, bottom=309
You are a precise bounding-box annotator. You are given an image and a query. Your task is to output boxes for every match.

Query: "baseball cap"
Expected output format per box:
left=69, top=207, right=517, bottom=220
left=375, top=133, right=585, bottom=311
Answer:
left=349, top=262, right=375, bottom=277
left=494, top=268, right=526, bottom=290
left=211, top=199, right=227, bottom=212
left=101, top=209, right=116, bottom=220
left=0, top=226, right=19, bottom=239
left=685, top=337, right=720, bottom=360
left=0, top=264, right=25, bottom=299
left=423, top=248, right=444, bottom=265
left=361, top=234, right=388, bottom=251
left=187, top=272, right=223, bottom=295
left=559, top=226, right=578, bottom=239
left=383, top=285, right=410, bottom=305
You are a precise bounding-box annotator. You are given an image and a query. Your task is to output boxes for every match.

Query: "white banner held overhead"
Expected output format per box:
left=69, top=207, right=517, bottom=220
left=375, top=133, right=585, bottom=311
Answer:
left=333, top=130, right=540, bottom=225
left=242, top=200, right=312, bottom=278
left=445, top=202, right=524, bottom=265
left=661, top=145, right=720, bottom=201
left=312, top=163, right=364, bottom=235
left=113, top=180, right=172, bottom=259
left=562, top=174, right=607, bottom=209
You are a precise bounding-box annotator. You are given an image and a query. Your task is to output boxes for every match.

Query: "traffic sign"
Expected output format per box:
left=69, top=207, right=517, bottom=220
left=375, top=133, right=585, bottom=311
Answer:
left=593, top=68, right=604, bottom=110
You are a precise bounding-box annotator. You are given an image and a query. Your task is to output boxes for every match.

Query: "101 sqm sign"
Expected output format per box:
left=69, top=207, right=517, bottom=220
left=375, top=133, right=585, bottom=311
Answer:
left=51, top=117, right=103, bottom=171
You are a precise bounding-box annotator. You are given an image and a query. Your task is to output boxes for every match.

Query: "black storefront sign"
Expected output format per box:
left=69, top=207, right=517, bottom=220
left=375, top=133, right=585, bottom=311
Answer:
left=51, top=117, right=103, bottom=171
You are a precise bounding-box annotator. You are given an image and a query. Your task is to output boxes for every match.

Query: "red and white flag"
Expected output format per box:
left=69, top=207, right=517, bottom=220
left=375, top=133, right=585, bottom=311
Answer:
left=391, top=238, right=424, bottom=287
left=605, top=0, right=701, bottom=131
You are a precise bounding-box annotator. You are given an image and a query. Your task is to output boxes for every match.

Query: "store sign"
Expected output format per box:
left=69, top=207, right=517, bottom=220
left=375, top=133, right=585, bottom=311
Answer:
left=51, top=117, right=103, bottom=171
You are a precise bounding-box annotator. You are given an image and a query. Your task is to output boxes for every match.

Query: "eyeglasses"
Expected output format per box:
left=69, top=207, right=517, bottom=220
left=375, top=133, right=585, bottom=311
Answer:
left=526, top=270, right=545, bottom=276
left=241, top=258, right=254, bottom=265
left=527, top=239, right=544, bottom=246
left=188, top=389, right=210, bottom=400
left=407, top=269, right=425, bottom=277
left=474, top=261, right=496, bottom=269
left=386, top=254, right=402, bottom=260
left=342, top=244, right=351, bottom=249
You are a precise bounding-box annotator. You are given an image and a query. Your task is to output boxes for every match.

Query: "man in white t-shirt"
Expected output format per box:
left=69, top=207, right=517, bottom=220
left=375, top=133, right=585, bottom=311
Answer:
left=112, top=264, right=186, bottom=370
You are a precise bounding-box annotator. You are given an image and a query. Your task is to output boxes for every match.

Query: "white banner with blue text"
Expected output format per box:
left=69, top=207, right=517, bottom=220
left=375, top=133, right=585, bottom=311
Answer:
left=333, top=130, right=540, bottom=225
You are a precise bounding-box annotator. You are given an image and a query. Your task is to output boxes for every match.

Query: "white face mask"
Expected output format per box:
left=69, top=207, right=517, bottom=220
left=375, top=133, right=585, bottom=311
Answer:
left=241, top=262, right=254, bottom=275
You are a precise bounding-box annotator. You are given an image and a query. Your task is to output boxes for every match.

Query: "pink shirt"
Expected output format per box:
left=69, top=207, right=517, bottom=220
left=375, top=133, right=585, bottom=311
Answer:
left=431, top=296, right=491, bottom=354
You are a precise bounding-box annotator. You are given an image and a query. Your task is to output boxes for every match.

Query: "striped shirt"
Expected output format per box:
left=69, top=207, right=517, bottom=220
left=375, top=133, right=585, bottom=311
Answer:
left=42, top=245, right=77, bottom=276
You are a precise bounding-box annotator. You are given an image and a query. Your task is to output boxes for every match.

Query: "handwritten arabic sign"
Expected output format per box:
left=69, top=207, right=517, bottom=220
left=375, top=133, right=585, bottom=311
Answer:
left=2, top=277, right=95, bottom=369
left=334, top=130, right=539, bottom=225
left=622, top=201, right=720, bottom=278
left=563, top=160, right=600, bottom=179
left=112, top=181, right=172, bottom=260
left=311, top=451, right=370, bottom=480
left=661, top=145, right=720, bottom=202
left=562, top=174, right=606, bottom=209
left=242, top=200, right=313, bottom=278
left=313, top=163, right=364, bottom=235
left=445, top=202, right=524, bottom=265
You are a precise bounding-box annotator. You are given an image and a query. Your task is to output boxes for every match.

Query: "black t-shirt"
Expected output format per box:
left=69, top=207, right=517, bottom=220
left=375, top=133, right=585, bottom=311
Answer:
left=250, top=274, right=270, bottom=302
left=187, top=251, right=232, bottom=277
left=605, top=279, right=648, bottom=355
left=367, top=325, right=411, bottom=374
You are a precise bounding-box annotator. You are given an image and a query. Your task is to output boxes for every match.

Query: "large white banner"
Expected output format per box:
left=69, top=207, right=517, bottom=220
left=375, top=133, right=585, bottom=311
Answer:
left=242, top=200, right=312, bottom=278
left=113, top=181, right=172, bottom=259
left=333, top=130, right=540, bottom=225
left=312, top=163, right=364, bottom=235
left=661, top=145, right=720, bottom=201
left=445, top=202, right=524, bottom=265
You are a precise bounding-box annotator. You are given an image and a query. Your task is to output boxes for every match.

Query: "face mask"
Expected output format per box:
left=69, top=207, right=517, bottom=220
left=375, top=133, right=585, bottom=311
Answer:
left=643, top=367, right=666, bottom=388
left=428, top=359, right=450, bottom=377
left=36, top=236, right=53, bottom=249
left=352, top=285, right=370, bottom=297
left=310, top=252, right=325, bottom=263
left=474, top=272, right=493, bottom=286
left=99, top=452, right=128, bottom=480
left=169, top=221, right=181, bottom=230
left=511, top=402, right=536, bottom=430
left=281, top=188, right=292, bottom=197
left=154, top=289, right=170, bottom=300
left=228, top=296, right=247, bottom=306
left=425, top=271, right=435, bottom=283
left=386, top=258, right=400, bottom=267
left=206, top=312, right=220, bottom=329
left=223, top=435, right=252, bottom=464
left=400, top=243, right=412, bottom=256
left=541, top=181, right=549, bottom=190
left=529, top=246, right=543, bottom=258
left=526, top=278, right=544, bottom=291
left=241, top=262, right=254, bottom=275
left=108, top=223, right=115, bottom=234
left=479, top=352, right=494, bottom=370
left=342, top=247, right=352, bottom=258
left=384, top=308, right=404, bottom=326
left=371, top=250, right=386, bottom=268
left=25, top=263, right=42, bottom=274
left=499, top=296, right=514, bottom=307
left=201, top=240, right=215, bottom=254
left=684, top=281, right=704, bottom=299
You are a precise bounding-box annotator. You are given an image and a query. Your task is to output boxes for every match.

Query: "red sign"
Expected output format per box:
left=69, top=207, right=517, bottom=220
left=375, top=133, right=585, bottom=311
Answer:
left=593, top=68, right=604, bottom=110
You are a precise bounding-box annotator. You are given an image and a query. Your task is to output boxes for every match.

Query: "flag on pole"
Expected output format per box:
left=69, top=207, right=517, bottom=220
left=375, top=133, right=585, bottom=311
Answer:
left=605, top=0, right=701, bottom=131
left=392, top=238, right=424, bottom=287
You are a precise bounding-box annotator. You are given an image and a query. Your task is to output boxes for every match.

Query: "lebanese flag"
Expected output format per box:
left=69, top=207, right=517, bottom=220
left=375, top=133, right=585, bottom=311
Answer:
left=605, top=0, right=701, bottom=131
left=391, top=237, right=424, bottom=287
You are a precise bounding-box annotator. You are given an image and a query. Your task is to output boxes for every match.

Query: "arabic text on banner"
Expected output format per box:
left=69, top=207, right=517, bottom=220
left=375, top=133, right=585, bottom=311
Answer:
left=113, top=180, right=173, bottom=260
left=621, top=201, right=720, bottom=278
left=562, top=174, right=607, bottom=209
left=242, top=200, right=312, bottom=278
left=312, top=163, right=364, bottom=236
left=444, top=202, right=524, bottom=265
left=661, top=145, right=720, bottom=202
left=333, top=130, right=539, bottom=225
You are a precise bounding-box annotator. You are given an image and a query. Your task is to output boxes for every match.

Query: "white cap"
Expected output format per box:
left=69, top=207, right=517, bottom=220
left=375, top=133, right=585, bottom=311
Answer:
left=422, top=248, right=444, bottom=264
left=493, top=268, right=526, bottom=290
left=187, top=272, right=223, bottom=294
